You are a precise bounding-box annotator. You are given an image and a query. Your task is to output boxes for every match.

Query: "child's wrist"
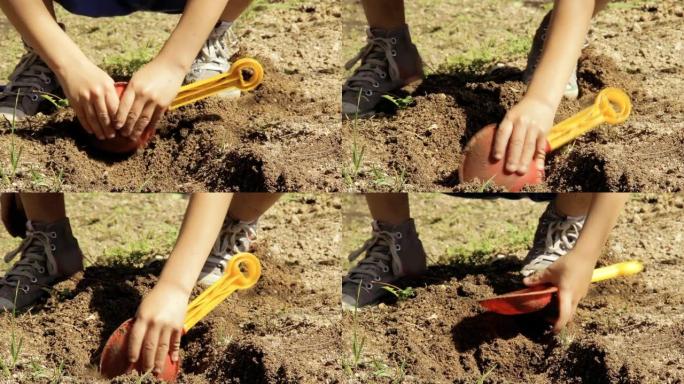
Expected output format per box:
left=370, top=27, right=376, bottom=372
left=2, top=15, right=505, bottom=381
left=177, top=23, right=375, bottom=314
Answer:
left=156, top=278, right=193, bottom=297
left=522, top=90, right=558, bottom=111
left=153, top=51, right=193, bottom=75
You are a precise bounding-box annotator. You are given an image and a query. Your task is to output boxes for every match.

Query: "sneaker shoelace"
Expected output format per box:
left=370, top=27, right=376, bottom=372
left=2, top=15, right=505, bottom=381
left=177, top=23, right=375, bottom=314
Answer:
left=1, top=225, right=57, bottom=293
left=204, top=220, right=256, bottom=274
left=343, top=221, right=403, bottom=288
left=190, top=24, right=236, bottom=75
left=343, top=30, right=400, bottom=96
left=528, top=216, right=585, bottom=270
left=1, top=47, right=54, bottom=104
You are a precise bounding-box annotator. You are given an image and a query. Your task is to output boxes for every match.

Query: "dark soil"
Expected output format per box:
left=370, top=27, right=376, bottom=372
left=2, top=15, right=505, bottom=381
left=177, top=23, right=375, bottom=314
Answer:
left=343, top=195, right=684, bottom=383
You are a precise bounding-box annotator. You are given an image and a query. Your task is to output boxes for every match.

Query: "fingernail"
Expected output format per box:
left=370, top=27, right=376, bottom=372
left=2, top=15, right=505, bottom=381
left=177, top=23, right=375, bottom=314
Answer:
left=493, top=152, right=501, bottom=160
left=108, top=133, right=116, bottom=139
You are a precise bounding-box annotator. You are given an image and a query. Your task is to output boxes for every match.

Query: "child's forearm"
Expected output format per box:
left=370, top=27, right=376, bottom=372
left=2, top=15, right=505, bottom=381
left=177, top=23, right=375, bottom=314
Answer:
left=158, top=193, right=233, bottom=295
left=153, top=0, right=231, bottom=73
left=0, top=0, right=89, bottom=77
left=572, top=193, right=628, bottom=262
left=525, top=0, right=595, bottom=109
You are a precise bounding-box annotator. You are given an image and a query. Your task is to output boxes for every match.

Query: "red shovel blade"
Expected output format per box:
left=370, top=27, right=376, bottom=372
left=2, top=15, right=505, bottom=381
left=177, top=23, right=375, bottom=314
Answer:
left=99, top=318, right=180, bottom=382
left=88, top=82, right=156, bottom=154
left=478, top=285, right=558, bottom=315
left=459, top=124, right=546, bottom=192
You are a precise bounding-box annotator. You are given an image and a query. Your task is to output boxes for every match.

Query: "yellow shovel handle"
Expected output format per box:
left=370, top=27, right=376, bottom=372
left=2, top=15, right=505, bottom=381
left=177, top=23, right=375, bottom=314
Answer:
left=590, top=260, right=643, bottom=283
left=170, top=58, right=264, bottom=110
left=547, top=87, right=632, bottom=150
left=183, top=252, right=261, bottom=332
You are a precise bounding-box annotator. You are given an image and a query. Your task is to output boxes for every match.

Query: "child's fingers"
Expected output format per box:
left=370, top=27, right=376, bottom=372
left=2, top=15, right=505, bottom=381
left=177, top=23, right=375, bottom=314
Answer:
left=141, top=323, right=162, bottom=373
left=523, top=269, right=551, bottom=286
left=153, top=327, right=173, bottom=375
left=169, top=328, right=182, bottom=363
left=94, top=95, right=114, bottom=139
left=534, top=135, right=547, bottom=170
left=553, top=290, right=576, bottom=334
left=115, top=89, right=136, bottom=130
left=127, top=320, right=149, bottom=363
left=505, top=120, right=528, bottom=173
left=73, top=105, right=92, bottom=136
left=84, top=102, right=105, bottom=140
left=104, top=86, right=120, bottom=126
left=493, top=117, right=513, bottom=161
left=122, top=97, right=146, bottom=137
left=132, top=101, right=156, bottom=139
left=516, top=124, right=540, bottom=175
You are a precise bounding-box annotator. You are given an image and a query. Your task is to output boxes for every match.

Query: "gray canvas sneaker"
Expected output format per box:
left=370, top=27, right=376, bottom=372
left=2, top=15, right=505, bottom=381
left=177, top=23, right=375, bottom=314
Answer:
left=342, top=24, right=424, bottom=119
left=185, top=21, right=240, bottom=99
left=520, top=203, right=586, bottom=277
left=523, top=11, right=588, bottom=100
left=197, top=217, right=257, bottom=288
left=0, top=41, right=62, bottom=122
left=342, top=219, right=426, bottom=311
left=0, top=218, right=84, bottom=312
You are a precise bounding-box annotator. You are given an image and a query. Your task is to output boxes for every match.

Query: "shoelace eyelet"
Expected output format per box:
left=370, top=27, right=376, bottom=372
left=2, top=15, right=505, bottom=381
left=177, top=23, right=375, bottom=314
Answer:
left=38, top=267, right=45, bottom=273
left=50, top=244, right=56, bottom=251
left=395, top=244, right=401, bottom=251
left=390, top=38, right=398, bottom=45
left=364, top=90, right=373, bottom=96
left=365, top=283, right=373, bottom=289
left=30, top=277, right=38, bottom=283
left=372, top=82, right=379, bottom=88
left=391, top=50, right=397, bottom=57
left=50, top=232, right=57, bottom=238
left=30, top=94, right=39, bottom=101
left=379, top=73, right=386, bottom=79
left=395, top=232, right=402, bottom=239
left=374, top=276, right=381, bottom=282
left=382, top=265, right=389, bottom=273
left=21, top=286, right=30, bottom=293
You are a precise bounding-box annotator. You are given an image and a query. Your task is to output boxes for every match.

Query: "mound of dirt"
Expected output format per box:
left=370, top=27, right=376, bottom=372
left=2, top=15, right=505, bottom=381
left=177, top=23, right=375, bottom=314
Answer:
left=343, top=196, right=684, bottom=383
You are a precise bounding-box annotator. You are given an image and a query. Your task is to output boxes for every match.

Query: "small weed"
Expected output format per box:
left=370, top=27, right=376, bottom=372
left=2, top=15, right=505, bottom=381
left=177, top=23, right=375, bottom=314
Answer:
left=343, top=282, right=366, bottom=375
left=382, top=94, right=415, bottom=110
left=476, top=363, right=497, bottom=384
left=50, top=361, right=65, bottom=384
left=344, top=90, right=367, bottom=187
left=381, top=283, right=416, bottom=302
left=371, top=359, right=391, bottom=378
left=40, top=93, right=69, bottom=109
left=8, top=92, right=24, bottom=178
left=2, top=286, right=25, bottom=376
left=557, top=327, right=574, bottom=349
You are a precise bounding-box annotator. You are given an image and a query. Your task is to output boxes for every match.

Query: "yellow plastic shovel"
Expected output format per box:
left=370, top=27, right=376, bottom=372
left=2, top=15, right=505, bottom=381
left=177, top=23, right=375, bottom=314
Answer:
left=479, top=260, right=644, bottom=315
left=99, top=253, right=262, bottom=382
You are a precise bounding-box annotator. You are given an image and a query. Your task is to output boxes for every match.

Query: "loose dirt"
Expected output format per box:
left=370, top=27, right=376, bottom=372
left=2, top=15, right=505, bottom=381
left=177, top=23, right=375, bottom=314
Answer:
left=0, top=194, right=344, bottom=383
left=341, top=0, right=684, bottom=192
left=341, top=194, right=684, bottom=383
left=0, top=1, right=343, bottom=192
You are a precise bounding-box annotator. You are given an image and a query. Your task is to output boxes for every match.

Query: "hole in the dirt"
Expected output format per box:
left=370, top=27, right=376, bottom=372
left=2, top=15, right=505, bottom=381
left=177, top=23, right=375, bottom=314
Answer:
left=549, top=342, right=615, bottom=384
left=183, top=338, right=295, bottom=384
left=547, top=149, right=610, bottom=191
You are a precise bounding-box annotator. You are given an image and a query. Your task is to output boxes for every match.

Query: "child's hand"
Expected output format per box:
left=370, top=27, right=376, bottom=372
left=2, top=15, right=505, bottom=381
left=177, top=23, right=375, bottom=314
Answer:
left=493, top=96, right=555, bottom=175
left=127, top=280, right=189, bottom=376
left=115, top=58, right=185, bottom=140
left=522, top=252, right=594, bottom=333
left=57, top=60, right=120, bottom=140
